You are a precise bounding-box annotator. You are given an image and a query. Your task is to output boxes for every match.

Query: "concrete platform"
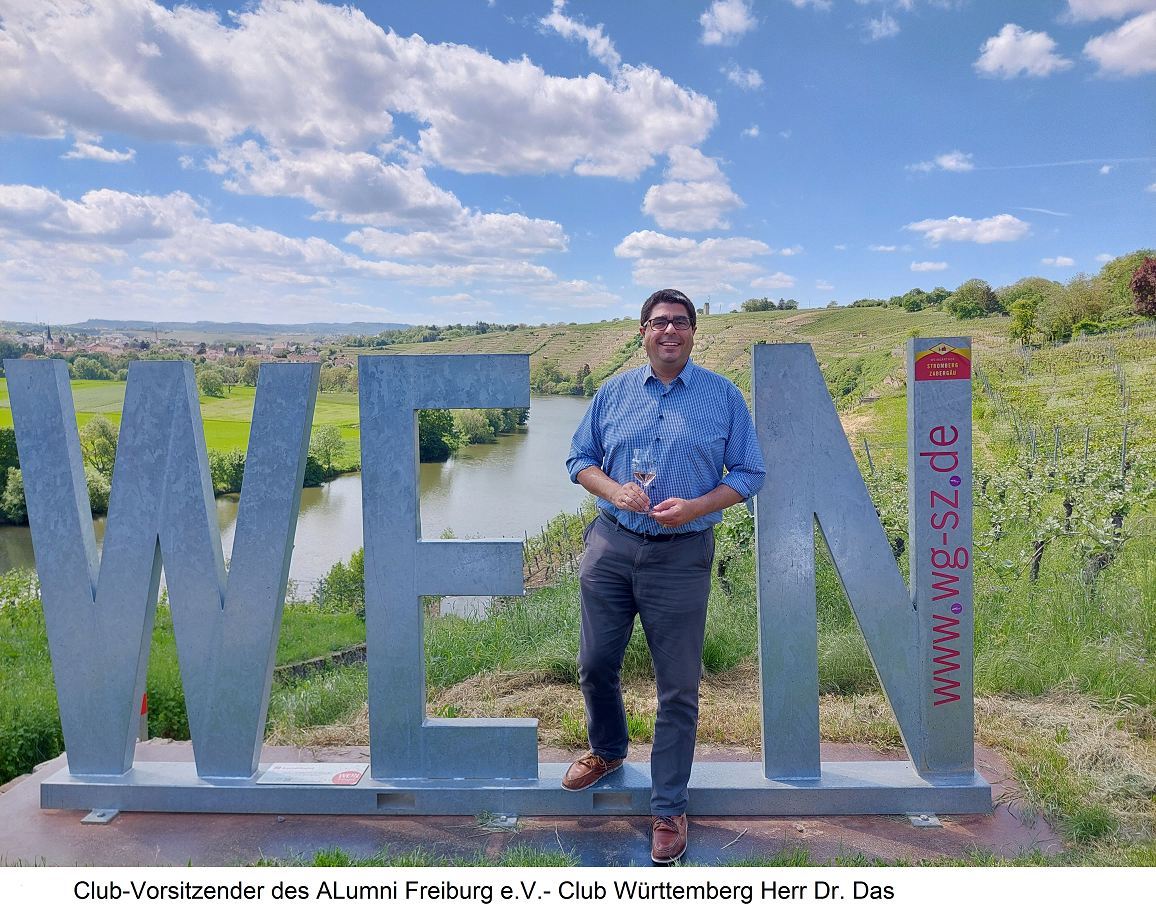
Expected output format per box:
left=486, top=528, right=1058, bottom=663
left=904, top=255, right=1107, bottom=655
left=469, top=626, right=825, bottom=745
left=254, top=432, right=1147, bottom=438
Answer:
left=0, top=741, right=1061, bottom=867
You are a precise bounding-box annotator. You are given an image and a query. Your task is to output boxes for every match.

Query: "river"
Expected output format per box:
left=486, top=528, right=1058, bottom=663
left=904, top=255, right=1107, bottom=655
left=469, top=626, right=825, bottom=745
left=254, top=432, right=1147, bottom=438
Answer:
left=0, top=395, right=593, bottom=589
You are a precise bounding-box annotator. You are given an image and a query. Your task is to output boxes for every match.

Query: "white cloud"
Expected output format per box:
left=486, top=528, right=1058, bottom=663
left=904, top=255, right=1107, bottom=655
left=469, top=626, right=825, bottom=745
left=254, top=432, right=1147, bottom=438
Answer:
left=834, top=244, right=847, bottom=250
left=700, top=0, right=757, bottom=46
left=345, top=213, right=567, bottom=263
left=904, top=214, right=1030, bottom=244
left=614, top=230, right=770, bottom=290
left=751, top=272, right=797, bottom=289
left=785, top=0, right=832, bottom=9
left=213, top=144, right=469, bottom=228
left=61, top=133, right=136, bottom=163
left=540, top=1, right=621, bottom=72
left=1148, top=182, right=1156, bottom=192
left=742, top=124, right=760, bottom=137
left=908, top=151, right=974, bottom=173
left=911, top=261, right=948, bottom=271
left=0, top=183, right=596, bottom=315
left=974, top=25, right=1073, bottom=78
left=1065, top=0, right=1156, bottom=20
left=936, top=151, right=974, bottom=172
left=641, top=146, right=744, bottom=231
left=1042, top=256, right=1076, bottom=266
left=815, top=280, right=834, bottom=290
left=869, top=244, right=897, bottom=251
left=722, top=64, right=763, bottom=88
left=866, top=13, right=900, bottom=41
left=1100, top=165, right=1113, bottom=174
left=1084, top=11, right=1156, bottom=76
left=778, top=247, right=803, bottom=256
left=0, top=0, right=715, bottom=181
left=1096, top=253, right=1114, bottom=261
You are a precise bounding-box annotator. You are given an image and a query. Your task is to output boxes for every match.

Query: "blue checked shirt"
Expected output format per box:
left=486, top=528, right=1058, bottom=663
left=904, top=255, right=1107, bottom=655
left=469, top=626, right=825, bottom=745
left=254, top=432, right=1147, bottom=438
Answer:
left=566, top=359, right=766, bottom=535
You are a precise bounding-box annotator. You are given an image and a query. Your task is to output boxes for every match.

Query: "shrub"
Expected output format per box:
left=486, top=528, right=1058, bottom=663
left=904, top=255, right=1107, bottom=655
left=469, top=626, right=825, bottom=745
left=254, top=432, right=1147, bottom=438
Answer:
left=0, top=468, right=26, bottom=524
left=947, top=278, right=1000, bottom=319
left=0, top=428, right=17, bottom=498
left=317, top=548, right=365, bottom=618
left=1130, top=255, right=1156, bottom=317
left=418, top=409, right=461, bottom=462
left=208, top=447, right=246, bottom=495
left=454, top=409, right=497, bottom=444
left=86, top=466, right=111, bottom=515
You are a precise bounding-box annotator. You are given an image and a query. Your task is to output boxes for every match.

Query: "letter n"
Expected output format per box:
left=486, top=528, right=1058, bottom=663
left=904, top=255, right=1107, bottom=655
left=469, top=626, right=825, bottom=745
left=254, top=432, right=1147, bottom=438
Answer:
left=5, top=359, right=317, bottom=777
left=751, top=345, right=923, bottom=779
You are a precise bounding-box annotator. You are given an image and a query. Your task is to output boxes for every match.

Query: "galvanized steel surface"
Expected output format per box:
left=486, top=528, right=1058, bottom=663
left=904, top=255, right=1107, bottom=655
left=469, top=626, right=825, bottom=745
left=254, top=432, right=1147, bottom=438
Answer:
left=750, top=345, right=922, bottom=781
left=357, top=354, right=536, bottom=780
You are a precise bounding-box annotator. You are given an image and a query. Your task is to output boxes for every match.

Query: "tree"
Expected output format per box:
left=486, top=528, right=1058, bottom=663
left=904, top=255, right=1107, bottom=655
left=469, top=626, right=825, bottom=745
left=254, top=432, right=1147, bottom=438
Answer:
left=455, top=409, right=497, bottom=444
left=418, top=409, right=460, bottom=462
left=1129, top=255, right=1156, bottom=317
left=208, top=447, right=246, bottom=495
left=80, top=414, right=118, bottom=476
left=902, top=288, right=927, bottom=312
left=197, top=368, right=225, bottom=397
left=740, top=297, right=773, bottom=311
left=1008, top=298, right=1037, bottom=345
left=309, top=425, right=346, bottom=474
left=0, top=428, right=17, bottom=499
left=238, top=359, right=260, bottom=387
left=1101, top=249, right=1155, bottom=313
left=70, top=356, right=113, bottom=380
left=946, top=279, right=999, bottom=319
left=780, top=298, right=799, bottom=310
left=86, top=466, right=111, bottom=515
left=0, top=468, right=26, bottom=525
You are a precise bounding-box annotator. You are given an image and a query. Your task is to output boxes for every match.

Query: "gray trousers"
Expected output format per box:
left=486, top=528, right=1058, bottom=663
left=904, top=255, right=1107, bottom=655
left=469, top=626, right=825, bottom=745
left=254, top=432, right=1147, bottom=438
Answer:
left=577, top=514, right=714, bottom=815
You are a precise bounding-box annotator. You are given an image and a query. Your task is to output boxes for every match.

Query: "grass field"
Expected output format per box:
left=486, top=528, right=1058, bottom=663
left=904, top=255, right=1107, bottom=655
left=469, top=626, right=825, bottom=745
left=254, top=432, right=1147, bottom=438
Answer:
left=0, top=379, right=361, bottom=454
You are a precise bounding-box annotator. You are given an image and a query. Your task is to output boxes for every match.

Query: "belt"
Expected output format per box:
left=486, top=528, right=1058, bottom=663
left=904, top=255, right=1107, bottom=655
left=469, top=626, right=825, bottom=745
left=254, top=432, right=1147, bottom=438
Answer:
left=599, top=509, right=699, bottom=542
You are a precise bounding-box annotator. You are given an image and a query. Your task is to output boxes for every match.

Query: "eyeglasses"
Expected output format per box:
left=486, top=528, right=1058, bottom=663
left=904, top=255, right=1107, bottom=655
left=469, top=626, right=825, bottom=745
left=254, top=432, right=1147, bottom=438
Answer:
left=643, top=316, right=693, bottom=331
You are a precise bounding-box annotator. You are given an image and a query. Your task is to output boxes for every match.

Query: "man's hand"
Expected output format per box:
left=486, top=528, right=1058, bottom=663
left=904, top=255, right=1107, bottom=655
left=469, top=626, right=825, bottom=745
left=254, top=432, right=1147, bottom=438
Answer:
left=650, top=483, right=747, bottom=528
left=611, top=481, right=651, bottom=514
left=649, top=497, right=700, bottom=528
left=576, top=465, right=652, bottom=513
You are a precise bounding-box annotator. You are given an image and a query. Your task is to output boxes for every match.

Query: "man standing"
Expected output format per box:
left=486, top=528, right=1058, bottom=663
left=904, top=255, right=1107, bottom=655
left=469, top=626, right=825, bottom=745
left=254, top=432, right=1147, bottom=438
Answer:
left=564, top=289, right=766, bottom=863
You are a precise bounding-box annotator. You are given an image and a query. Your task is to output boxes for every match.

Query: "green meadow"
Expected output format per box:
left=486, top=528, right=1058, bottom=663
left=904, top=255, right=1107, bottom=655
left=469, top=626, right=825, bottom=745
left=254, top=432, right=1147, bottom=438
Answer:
left=0, top=379, right=361, bottom=454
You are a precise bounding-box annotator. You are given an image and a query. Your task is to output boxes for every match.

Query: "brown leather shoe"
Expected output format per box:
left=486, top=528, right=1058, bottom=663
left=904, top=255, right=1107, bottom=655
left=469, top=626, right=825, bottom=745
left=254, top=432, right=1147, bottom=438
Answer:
left=651, top=814, right=688, bottom=863
left=561, top=752, right=624, bottom=791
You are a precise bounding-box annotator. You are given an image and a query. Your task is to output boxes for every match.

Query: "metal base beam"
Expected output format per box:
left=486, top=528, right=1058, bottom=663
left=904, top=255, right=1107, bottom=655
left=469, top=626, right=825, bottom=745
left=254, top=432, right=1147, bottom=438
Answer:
left=42, top=761, right=991, bottom=816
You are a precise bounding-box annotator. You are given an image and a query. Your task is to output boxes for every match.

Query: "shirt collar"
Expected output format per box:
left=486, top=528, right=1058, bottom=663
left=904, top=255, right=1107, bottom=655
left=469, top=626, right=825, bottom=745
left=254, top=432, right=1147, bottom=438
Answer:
left=643, top=357, right=696, bottom=389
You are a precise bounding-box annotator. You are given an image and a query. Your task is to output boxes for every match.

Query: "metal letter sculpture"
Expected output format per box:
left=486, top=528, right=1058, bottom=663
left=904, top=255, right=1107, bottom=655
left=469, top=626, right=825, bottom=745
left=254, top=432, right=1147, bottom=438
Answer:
left=7, top=343, right=989, bottom=816
left=6, top=359, right=317, bottom=780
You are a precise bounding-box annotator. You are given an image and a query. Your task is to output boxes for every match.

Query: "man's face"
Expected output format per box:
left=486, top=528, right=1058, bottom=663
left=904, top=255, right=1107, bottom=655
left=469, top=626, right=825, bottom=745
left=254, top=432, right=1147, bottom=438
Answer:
left=641, top=301, right=695, bottom=373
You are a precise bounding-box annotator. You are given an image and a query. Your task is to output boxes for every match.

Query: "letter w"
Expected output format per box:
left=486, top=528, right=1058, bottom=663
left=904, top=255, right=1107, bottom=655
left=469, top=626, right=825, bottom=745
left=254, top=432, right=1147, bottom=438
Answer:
left=6, top=360, right=317, bottom=778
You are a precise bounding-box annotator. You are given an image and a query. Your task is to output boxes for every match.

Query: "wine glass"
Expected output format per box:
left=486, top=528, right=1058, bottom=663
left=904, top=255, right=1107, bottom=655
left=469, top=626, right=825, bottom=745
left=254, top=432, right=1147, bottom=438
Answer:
left=632, top=447, right=656, bottom=513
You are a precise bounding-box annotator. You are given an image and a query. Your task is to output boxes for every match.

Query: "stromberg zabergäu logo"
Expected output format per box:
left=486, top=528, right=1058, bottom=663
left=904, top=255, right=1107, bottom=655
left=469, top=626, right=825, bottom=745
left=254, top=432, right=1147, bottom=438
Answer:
left=913, top=342, right=971, bottom=381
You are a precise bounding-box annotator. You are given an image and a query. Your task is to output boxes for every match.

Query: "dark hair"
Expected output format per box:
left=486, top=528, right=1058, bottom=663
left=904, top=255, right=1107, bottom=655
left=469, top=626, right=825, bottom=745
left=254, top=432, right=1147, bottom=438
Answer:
left=641, top=289, right=696, bottom=329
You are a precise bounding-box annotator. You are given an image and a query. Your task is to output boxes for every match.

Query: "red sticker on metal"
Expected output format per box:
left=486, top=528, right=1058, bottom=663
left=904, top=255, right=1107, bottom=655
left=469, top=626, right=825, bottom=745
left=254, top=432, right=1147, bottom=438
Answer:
left=331, top=770, right=365, bottom=785
left=914, top=343, right=971, bottom=381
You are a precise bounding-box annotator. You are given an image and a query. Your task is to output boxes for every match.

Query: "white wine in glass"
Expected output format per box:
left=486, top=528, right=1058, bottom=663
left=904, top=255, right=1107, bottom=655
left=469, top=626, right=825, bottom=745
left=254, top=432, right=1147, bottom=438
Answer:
left=632, top=448, right=657, bottom=510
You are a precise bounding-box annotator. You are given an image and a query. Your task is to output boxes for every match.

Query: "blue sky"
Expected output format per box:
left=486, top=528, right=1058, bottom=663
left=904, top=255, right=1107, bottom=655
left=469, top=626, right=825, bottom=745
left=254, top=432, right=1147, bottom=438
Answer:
left=0, top=0, right=1152, bottom=326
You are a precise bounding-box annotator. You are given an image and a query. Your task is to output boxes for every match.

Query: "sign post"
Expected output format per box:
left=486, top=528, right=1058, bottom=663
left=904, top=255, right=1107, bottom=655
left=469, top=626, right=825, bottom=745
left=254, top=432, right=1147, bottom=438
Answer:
left=907, top=338, right=975, bottom=775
